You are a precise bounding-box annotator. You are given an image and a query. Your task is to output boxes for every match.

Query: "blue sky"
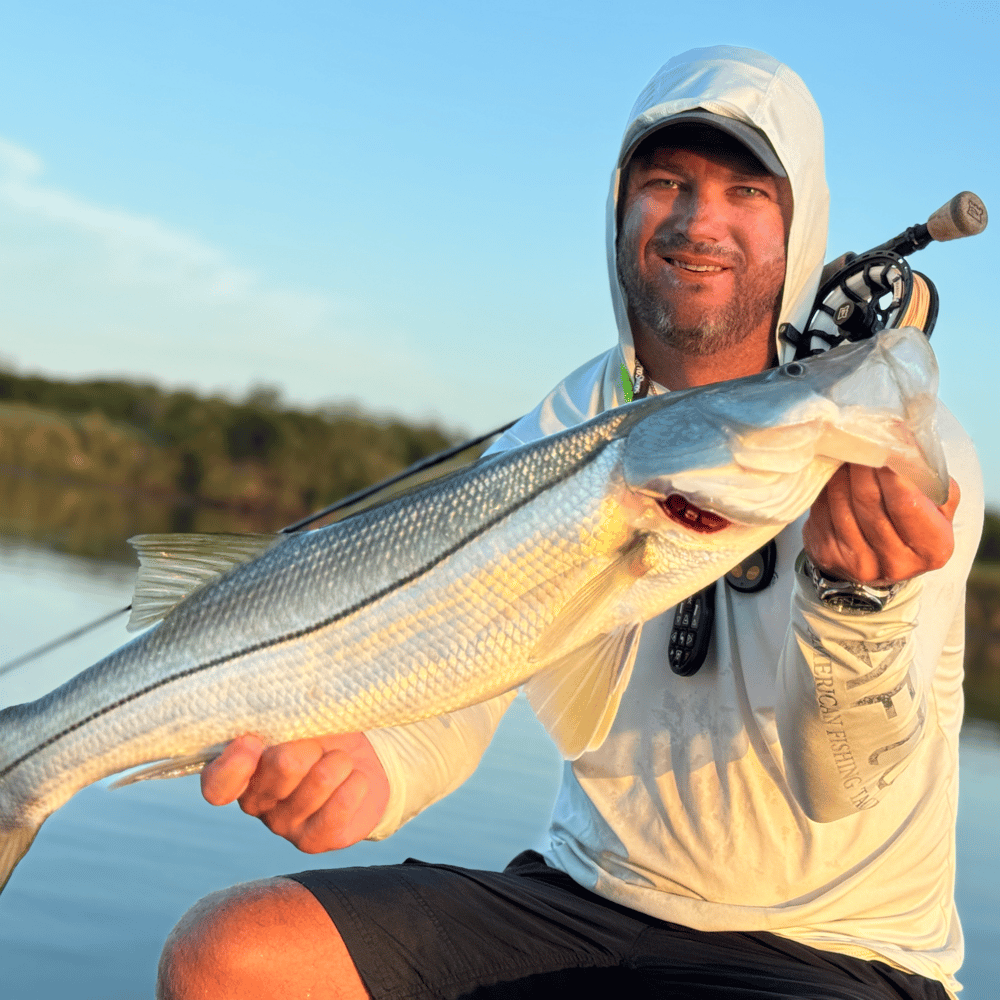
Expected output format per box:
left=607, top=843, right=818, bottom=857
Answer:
left=0, top=1, right=997, bottom=505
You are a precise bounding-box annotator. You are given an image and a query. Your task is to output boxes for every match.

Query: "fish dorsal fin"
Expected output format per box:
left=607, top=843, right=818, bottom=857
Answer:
left=525, top=623, right=641, bottom=760
left=126, top=533, right=282, bottom=631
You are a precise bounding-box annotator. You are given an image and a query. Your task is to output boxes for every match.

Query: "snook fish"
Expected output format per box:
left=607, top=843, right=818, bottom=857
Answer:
left=0, top=327, right=948, bottom=893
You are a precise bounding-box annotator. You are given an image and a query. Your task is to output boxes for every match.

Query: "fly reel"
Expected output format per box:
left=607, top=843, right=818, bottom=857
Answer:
left=782, top=250, right=938, bottom=360
left=780, top=190, right=987, bottom=362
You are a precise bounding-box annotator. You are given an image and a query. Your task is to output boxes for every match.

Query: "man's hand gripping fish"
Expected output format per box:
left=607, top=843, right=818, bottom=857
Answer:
left=0, top=326, right=949, bottom=893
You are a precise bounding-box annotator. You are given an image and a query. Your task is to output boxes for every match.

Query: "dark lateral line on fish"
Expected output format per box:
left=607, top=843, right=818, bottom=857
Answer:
left=1, top=435, right=618, bottom=780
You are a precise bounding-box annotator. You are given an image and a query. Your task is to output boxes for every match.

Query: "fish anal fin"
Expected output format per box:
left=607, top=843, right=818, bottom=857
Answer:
left=525, top=623, right=641, bottom=760
left=0, top=823, right=42, bottom=895
left=108, top=744, right=229, bottom=788
left=531, top=533, right=649, bottom=666
left=126, top=533, right=283, bottom=631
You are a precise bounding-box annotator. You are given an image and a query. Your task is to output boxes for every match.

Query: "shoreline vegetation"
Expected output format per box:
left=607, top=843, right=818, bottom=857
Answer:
left=0, top=369, right=459, bottom=555
left=3, top=369, right=1000, bottom=724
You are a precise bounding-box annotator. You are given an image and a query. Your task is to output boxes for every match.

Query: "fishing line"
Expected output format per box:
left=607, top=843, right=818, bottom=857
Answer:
left=0, top=606, right=132, bottom=678
left=0, top=419, right=517, bottom=677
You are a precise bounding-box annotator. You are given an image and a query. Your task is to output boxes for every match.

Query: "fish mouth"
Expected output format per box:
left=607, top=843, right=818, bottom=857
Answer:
left=736, top=417, right=950, bottom=508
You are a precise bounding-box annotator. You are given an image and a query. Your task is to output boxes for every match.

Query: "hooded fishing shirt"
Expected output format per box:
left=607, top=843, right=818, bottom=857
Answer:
left=364, top=47, right=984, bottom=998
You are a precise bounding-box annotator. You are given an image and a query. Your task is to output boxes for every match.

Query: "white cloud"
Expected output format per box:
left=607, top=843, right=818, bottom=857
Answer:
left=0, top=136, right=507, bottom=429
left=0, top=138, right=44, bottom=182
left=0, top=139, right=374, bottom=396
left=0, top=136, right=310, bottom=309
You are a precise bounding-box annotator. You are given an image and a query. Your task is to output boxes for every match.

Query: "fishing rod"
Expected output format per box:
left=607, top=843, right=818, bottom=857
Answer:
left=3, top=191, right=989, bottom=679
left=0, top=419, right=517, bottom=677
left=279, top=418, right=517, bottom=532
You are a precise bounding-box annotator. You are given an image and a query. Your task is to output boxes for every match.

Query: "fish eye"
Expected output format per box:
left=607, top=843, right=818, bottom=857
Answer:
left=782, top=362, right=805, bottom=378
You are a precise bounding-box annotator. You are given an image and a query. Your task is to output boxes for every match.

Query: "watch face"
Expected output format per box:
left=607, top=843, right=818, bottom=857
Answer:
left=811, top=569, right=896, bottom=614
left=827, top=592, right=883, bottom=614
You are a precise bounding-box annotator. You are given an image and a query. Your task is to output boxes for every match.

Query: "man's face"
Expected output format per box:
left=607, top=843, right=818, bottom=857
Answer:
left=616, top=128, right=793, bottom=358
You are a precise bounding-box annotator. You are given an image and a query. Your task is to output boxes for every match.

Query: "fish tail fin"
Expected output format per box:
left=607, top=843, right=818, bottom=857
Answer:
left=0, top=823, right=42, bottom=895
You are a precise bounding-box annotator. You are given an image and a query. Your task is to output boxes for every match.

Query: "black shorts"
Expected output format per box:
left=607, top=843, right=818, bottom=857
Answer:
left=286, top=850, right=950, bottom=1000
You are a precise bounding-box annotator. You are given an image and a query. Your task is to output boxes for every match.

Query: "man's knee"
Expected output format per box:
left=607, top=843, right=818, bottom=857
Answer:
left=157, top=877, right=292, bottom=998
left=157, top=876, right=368, bottom=1000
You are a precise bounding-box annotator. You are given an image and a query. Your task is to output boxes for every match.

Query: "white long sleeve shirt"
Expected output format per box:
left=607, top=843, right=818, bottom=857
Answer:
left=363, top=47, right=984, bottom=997
left=365, top=393, right=980, bottom=997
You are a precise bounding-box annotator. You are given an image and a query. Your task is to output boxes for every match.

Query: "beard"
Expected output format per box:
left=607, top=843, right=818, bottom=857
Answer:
left=616, top=229, right=785, bottom=357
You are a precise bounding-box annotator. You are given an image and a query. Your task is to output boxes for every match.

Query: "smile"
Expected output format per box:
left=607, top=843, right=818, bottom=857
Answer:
left=667, top=258, right=726, bottom=273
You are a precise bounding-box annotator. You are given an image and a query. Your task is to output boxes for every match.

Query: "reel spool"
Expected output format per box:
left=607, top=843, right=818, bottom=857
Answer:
left=780, top=190, right=986, bottom=362
left=782, top=251, right=939, bottom=360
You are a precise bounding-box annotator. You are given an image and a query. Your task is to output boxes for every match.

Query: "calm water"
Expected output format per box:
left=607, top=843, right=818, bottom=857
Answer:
left=0, top=539, right=997, bottom=999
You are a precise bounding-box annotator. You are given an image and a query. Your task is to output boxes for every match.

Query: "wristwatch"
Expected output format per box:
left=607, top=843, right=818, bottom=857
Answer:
left=797, top=553, right=901, bottom=614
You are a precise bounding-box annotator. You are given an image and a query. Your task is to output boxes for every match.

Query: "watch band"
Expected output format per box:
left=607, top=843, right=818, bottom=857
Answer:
left=797, top=553, right=901, bottom=615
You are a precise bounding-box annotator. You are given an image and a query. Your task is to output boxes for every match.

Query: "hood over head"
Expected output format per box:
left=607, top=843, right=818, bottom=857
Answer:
left=609, top=45, right=829, bottom=385
left=491, top=46, right=830, bottom=450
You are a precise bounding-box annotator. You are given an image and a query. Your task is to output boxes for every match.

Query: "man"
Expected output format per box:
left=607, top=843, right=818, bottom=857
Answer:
left=157, top=46, right=982, bottom=999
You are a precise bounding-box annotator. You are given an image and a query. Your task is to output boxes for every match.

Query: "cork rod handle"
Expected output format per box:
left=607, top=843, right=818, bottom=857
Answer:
left=925, top=191, right=988, bottom=242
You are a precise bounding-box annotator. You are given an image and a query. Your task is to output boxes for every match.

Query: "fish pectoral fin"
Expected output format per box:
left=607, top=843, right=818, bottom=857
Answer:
left=108, top=744, right=229, bottom=788
left=531, top=533, right=650, bottom=666
left=126, top=533, right=284, bottom=630
left=525, top=623, right=642, bottom=760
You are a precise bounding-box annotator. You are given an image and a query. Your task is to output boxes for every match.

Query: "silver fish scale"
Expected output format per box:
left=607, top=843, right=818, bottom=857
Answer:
left=1, top=407, right=635, bottom=815
left=127, top=442, right=623, bottom=748
left=138, top=401, right=631, bottom=662
left=274, top=451, right=629, bottom=734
